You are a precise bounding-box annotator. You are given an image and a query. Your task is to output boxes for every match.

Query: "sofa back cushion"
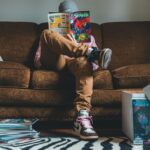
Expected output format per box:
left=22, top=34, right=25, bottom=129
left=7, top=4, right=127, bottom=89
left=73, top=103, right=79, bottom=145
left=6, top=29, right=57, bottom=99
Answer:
left=0, top=22, right=38, bottom=67
left=38, top=22, right=103, bottom=49
left=101, top=22, right=150, bottom=70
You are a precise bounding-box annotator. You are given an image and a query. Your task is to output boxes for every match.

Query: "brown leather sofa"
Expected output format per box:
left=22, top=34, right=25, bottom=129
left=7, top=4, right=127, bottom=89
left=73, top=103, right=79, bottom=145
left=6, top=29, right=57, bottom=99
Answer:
left=0, top=21, right=150, bottom=129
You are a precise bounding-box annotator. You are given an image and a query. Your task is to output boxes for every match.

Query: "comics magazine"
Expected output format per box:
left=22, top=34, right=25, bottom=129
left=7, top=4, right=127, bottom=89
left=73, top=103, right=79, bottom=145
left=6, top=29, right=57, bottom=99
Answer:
left=48, top=11, right=91, bottom=42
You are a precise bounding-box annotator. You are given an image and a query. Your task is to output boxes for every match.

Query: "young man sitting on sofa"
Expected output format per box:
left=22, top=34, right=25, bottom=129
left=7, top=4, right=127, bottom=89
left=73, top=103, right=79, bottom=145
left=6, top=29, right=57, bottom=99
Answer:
left=34, top=0, right=112, bottom=140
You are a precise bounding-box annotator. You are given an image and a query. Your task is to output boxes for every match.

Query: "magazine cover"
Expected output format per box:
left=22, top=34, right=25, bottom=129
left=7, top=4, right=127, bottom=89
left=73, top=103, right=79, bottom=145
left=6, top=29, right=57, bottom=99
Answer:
left=48, top=12, right=70, bottom=36
left=0, top=119, right=38, bottom=125
left=0, top=129, right=38, bottom=136
left=70, top=11, right=91, bottom=43
left=132, top=99, right=150, bottom=143
left=0, top=119, right=38, bottom=130
left=0, top=123, right=32, bottom=130
left=0, top=132, right=39, bottom=142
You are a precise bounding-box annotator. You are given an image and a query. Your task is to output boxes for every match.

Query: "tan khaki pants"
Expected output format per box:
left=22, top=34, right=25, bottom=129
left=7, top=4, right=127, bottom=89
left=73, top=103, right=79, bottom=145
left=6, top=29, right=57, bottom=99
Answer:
left=40, top=29, right=93, bottom=112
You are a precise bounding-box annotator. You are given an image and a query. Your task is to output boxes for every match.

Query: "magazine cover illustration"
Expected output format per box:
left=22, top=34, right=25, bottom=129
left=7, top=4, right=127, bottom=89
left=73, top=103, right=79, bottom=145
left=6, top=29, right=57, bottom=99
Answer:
left=48, top=13, right=70, bottom=36
left=132, top=99, right=150, bottom=142
left=70, top=11, right=91, bottom=43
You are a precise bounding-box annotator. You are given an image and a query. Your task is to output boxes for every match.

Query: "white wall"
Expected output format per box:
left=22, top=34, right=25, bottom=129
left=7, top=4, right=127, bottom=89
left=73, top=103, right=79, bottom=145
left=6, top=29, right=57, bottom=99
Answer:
left=0, top=0, right=150, bottom=24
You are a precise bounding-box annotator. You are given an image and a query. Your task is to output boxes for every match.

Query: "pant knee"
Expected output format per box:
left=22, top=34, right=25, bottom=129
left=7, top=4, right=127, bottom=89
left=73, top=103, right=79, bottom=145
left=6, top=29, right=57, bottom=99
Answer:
left=67, top=57, right=93, bottom=76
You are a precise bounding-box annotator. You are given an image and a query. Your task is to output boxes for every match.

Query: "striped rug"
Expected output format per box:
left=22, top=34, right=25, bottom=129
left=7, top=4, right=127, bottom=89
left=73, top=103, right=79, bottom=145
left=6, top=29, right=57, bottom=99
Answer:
left=0, top=129, right=144, bottom=150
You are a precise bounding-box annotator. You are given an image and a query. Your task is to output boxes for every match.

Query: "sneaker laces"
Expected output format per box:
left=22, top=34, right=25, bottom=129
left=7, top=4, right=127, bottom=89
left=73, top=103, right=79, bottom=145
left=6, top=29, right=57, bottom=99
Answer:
left=76, top=116, right=93, bottom=129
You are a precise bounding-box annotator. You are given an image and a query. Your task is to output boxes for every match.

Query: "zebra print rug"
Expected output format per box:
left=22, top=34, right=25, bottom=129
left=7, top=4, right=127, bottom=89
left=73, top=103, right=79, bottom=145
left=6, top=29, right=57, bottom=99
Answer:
left=0, top=136, right=144, bottom=150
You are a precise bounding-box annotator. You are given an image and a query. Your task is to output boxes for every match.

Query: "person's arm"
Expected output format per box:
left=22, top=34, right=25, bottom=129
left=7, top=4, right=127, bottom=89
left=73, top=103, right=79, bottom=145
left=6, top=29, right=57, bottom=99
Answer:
left=84, top=35, right=98, bottom=48
left=66, top=33, right=97, bottom=48
left=34, top=42, right=42, bottom=69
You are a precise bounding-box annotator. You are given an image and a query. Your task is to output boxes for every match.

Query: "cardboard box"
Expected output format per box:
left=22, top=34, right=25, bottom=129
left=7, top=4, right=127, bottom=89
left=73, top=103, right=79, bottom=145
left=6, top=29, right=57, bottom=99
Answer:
left=122, top=91, right=150, bottom=145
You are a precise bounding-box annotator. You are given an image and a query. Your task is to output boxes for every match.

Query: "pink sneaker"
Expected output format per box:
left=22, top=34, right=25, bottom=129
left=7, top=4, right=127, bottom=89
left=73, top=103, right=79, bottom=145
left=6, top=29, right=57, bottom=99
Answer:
left=73, top=109, right=99, bottom=140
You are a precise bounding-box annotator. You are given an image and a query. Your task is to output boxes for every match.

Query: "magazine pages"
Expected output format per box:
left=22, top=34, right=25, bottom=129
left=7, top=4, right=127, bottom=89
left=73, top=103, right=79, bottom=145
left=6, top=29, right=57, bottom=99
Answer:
left=0, top=119, right=39, bottom=143
left=70, top=11, right=91, bottom=43
left=48, top=12, right=70, bottom=36
left=144, top=84, right=150, bottom=101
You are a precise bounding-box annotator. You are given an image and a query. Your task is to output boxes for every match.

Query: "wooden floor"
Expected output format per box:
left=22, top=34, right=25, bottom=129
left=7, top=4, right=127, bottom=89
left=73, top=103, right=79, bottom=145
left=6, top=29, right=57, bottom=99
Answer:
left=38, top=128, right=124, bottom=138
left=33, top=120, right=124, bottom=138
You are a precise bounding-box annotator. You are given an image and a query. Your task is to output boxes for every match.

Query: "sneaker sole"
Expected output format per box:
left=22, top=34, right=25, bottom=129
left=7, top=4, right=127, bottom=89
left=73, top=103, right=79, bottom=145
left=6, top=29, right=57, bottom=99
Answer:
left=101, top=48, right=112, bottom=69
left=73, top=128, right=99, bottom=140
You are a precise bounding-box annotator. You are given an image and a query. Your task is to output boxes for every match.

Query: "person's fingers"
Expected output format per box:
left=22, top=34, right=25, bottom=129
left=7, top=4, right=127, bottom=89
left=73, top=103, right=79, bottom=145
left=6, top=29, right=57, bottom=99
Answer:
left=66, top=34, right=73, bottom=41
left=66, top=33, right=79, bottom=47
left=70, top=33, right=76, bottom=43
left=79, top=43, right=89, bottom=51
left=69, top=32, right=79, bottom=45
left=74, top=43, right=89, bottom=57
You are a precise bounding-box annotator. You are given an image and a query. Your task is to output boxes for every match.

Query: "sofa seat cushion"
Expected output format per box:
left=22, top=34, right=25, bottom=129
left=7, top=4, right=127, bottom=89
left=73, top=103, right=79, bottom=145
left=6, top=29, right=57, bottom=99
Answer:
left=31, top=69, right=113, bottom=90
left=0, top=88, right=121, bottom=107
left=112, top=64, right=150, bottom=88
left=0, top=61, right=30, bottom=88
left=0, top=106, right=121, bottom=121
